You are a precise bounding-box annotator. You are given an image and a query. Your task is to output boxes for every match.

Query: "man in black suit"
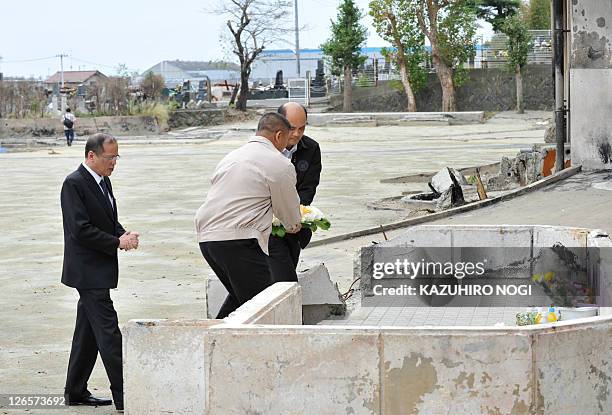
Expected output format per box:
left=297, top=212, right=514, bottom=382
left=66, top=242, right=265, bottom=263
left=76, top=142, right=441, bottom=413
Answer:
left=60, top=133, right=139, bottom=411
left=267, top=102, right=322, bottom=282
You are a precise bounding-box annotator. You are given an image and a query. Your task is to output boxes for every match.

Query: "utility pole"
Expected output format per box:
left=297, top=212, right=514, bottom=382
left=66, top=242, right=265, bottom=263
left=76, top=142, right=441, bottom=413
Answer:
left=56, top=53, right=68, bottom=87
left=294, top=0, right=300, bottom=77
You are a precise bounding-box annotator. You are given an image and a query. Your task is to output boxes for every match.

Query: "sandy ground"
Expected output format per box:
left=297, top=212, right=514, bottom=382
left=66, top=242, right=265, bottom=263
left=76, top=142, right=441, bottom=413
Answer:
left=0, top=112, right=546, bottom=414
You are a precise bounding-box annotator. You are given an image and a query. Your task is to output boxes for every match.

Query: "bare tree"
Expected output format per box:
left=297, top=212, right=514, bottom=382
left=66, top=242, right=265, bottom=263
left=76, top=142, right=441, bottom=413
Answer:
left=141, top=72, right=165, bottom=102
left=215, top=0, right=292, bottom=111
left=104, top=77, right=130, bottom=115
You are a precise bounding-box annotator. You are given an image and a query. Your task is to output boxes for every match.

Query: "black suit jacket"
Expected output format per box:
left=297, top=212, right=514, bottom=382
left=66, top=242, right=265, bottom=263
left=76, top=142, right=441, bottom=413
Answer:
left=60, top=164, right=125, bottom=289
left=290, top=135, right=322, bottom=248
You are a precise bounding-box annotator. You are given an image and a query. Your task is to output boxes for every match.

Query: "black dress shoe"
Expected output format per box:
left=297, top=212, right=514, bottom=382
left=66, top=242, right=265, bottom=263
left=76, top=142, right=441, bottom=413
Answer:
left=68, top=395, right=113, bottom=406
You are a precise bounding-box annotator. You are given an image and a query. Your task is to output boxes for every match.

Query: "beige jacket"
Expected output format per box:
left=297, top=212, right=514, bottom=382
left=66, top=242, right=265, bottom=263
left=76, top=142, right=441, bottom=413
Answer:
left=195, top=136, right=301, bottom=254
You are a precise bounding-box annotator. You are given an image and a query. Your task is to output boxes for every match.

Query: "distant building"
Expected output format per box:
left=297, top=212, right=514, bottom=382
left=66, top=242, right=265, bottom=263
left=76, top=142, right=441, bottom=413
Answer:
left=250, top=47, right=388, bottom=83
left=44, top=70, right=108, bottom=87
left=142, top=60, right=240, bottom=87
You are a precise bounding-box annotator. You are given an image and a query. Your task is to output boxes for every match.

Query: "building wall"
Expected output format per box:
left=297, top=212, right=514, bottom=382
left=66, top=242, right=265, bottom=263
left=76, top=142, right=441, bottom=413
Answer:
left=251, top=51, right=321, bottom=83
left=569, top=0, right=612, bottom=170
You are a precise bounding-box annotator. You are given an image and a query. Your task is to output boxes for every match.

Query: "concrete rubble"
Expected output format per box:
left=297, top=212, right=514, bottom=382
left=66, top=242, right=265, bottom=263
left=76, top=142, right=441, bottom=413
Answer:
left=206, top=263, right=345, bottom=324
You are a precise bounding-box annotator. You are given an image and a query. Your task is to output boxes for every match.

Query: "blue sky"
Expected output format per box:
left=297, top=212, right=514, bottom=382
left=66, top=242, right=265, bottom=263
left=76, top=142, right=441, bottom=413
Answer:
left=0, top=0, right=492, bottom=78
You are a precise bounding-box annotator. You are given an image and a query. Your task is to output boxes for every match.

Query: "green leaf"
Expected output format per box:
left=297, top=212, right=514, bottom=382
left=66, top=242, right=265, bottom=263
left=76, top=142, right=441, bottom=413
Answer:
left=315, top=218, right=331, bottom=230
left=272, top=225, right=286, bottom=238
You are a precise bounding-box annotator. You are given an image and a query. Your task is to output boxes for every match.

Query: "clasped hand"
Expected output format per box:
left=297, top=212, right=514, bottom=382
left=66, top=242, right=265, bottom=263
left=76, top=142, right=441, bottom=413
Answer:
left=119, top=231, right=140, bottom=251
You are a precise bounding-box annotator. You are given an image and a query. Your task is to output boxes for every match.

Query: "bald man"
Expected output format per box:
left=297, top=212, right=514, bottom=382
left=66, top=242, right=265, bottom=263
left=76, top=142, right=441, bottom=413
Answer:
left=196, top=112, right=302, bottom=318
left=267, top=102, right=322, bottom=282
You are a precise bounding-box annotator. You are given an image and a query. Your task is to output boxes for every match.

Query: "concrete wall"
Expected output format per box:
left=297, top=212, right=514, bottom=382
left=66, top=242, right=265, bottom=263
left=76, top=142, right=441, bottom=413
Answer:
left=125, top=317, right=612, bottom=414
left=168, top=109, right=226, bottom=129
left=330, top=67, right=554, bottom=113
left=124, top=283, right=301, bottom=413
left=357, top=225, right=602, bottom=301
left=123, top=319, right=222, bottom=414
left=570, top=0, right=612, bottom=170
left=0, top=115, right=161, bottom=138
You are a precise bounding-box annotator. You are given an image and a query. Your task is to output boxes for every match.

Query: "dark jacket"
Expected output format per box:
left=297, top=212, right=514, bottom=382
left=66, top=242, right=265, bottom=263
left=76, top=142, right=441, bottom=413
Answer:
left=290, top=135, right=322, bottom=248
left=60, top=164, right=125, bottom=289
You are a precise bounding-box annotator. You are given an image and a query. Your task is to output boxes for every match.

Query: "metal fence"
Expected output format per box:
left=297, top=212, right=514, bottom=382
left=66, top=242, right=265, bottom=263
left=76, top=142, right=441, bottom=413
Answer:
left=481, top=30, right=552, bottom=68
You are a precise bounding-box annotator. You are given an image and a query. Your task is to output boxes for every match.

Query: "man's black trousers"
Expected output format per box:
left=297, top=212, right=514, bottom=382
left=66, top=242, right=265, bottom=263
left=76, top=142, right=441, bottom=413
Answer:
left=267, top=234, right=301, bottom=283
left=200, top=239, right=273, bottom=319
left=65, top=288, right=123, bottom=407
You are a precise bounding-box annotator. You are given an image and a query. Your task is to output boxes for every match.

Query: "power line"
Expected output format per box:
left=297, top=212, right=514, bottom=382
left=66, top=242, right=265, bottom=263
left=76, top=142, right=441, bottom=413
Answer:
left=1, top=56, right=57, bottom=64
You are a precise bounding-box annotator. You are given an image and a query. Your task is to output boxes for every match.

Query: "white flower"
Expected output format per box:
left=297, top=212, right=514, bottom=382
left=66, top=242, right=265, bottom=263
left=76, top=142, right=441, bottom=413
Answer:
left=272, top=216, right=281, bottom=227
left=301, top=205, right=325, bottom=222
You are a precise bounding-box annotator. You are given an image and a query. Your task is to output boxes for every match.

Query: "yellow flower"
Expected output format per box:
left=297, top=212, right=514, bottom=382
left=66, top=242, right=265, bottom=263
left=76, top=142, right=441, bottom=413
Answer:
left=300, top=205, right=312, bottom=216
left=532, top=274, right=542, bottom=283
left=544, top=272, right=554, bottom=282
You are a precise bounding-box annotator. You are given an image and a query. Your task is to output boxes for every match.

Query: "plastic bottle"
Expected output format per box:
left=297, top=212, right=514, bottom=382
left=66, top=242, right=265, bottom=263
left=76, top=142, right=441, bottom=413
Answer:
left=547, top=307, right=558, bottom=323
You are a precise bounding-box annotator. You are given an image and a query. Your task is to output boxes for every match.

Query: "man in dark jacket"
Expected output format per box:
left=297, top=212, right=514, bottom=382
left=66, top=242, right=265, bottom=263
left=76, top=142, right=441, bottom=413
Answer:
left=267, top=102, right=322, bottom=282
left=60, top=133, right=139, bottom=411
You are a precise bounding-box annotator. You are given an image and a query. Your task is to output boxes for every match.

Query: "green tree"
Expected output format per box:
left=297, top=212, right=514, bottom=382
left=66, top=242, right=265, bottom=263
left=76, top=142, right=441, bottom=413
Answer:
left=503, top=14, right=532, bottom=114
left=526, top=0, right=551, bottom=30
left=369, top=0, right=427, bottom=112
left=414, top=0, right=478, bottom=111
left=471, top=0, right=521, bottom=32
left=321, top=0, right=368, bottom=113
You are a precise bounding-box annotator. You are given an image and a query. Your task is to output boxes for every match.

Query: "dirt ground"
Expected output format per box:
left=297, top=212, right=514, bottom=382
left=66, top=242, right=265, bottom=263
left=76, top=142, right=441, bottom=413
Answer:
left=0, top=112, right=546, bottom=414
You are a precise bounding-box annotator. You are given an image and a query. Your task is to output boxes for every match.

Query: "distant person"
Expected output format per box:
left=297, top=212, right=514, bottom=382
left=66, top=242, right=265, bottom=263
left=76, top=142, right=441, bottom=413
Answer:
left=62, top=108, right=76, bottom=146
left=195, top=112, right=302, bottom=318
left=61, top=133, right=139, bottom=411
left=267, top=102, right=322, bottom=282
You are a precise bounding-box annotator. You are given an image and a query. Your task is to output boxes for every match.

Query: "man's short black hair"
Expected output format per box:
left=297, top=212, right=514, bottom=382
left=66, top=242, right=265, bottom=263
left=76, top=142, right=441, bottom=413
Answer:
left=66, top=108, right=72, bottom=113
left=277, top=102, right=308, bottom=118
left=257, top=112, right=291, bottom=134
left=85, top=133, right=117, bottom=158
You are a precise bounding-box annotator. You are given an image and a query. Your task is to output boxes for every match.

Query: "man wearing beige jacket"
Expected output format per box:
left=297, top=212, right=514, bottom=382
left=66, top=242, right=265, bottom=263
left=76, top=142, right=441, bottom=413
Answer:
left=195, top=112, right=302, bottom=318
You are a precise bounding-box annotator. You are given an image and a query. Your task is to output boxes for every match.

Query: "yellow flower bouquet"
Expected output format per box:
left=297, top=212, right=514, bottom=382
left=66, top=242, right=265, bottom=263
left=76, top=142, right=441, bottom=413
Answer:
left=272, top=205, right=331, bottom=237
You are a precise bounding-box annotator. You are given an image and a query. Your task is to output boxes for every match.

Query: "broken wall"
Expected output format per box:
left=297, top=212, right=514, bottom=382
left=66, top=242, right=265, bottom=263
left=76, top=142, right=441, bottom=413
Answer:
left=570, top=0, right=612, bottom=170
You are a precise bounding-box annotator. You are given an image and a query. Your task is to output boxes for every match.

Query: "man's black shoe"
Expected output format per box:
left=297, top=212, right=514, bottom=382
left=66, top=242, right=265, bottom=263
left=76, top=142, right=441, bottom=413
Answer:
left=68, top=395, right=113, bottom=406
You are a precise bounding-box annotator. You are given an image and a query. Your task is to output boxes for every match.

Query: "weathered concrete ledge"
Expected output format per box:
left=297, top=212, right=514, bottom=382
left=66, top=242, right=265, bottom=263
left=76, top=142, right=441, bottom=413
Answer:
left=125, top=315, right=612, bottom=414
left=307, top=111, right=485, bottom=127
left=224, top=282, right=302, bottom=325
left=308, top=166, right=582, bottom=248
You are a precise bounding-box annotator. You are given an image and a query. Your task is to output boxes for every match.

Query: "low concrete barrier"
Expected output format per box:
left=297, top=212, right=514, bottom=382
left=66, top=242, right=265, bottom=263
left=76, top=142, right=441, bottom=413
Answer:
left=224, top=282, right=302, bottom=325
left=125, top=316, right=612, bottom=414
left=308, top=112, right=485, bottom=127
left=124, top=226, right=612, bottom=414
left=124, top=282, right=301, bottom=414
left=123, top=319, right=221, bottom=414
